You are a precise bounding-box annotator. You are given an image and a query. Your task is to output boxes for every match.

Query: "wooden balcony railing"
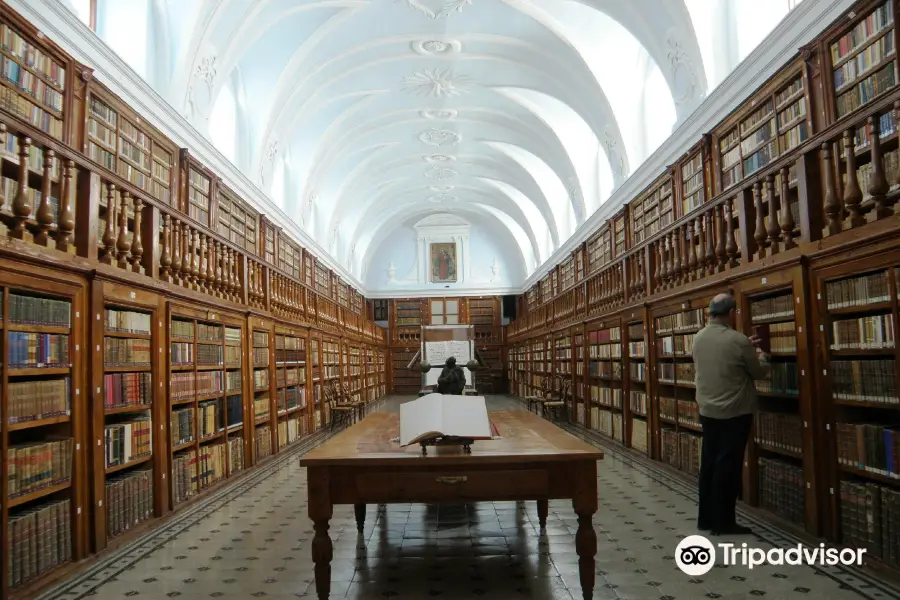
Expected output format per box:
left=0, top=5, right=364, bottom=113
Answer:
left=0, top=117, right=382, bottom=344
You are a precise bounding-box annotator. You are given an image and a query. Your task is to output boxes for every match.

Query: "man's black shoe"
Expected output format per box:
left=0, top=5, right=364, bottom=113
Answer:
left=711, top=524, right=753, bottom=536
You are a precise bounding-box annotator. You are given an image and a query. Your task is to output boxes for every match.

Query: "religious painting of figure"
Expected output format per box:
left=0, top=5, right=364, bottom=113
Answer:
left=431, top=242, right=457, bottom=283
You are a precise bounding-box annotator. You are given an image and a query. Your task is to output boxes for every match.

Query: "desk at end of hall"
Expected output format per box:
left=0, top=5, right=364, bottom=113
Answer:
left=299, top=409, right=604, bottom=599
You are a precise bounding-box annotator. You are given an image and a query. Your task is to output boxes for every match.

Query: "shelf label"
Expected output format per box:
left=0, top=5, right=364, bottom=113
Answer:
left=96, top=314, right=100, bottom=321
left=761, top=277, right=767, bottom=284
left=77, top=507, right=81, bottom=515
left=130, top=292, right=136, bottom=300
left=99, top=500, right=103, bottom=507
left=96, top=387, right=100, bottom=394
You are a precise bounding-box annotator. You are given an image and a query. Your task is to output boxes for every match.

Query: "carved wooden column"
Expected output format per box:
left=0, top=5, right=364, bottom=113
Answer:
left=198, top=233, right=209, bottom=294
left=726, top=198, right=739, bottom=268
left=753, top=181, right=768, bottom=260
left=101, top=184, right=116, bottom=264
left=866, top=114, right=892, bottom=221
left=822, top=143, right=843, bottom=236
left=160, top=214, right=172, bottom=281
left=56, top=160, right=76, bottom=253
left=842, top=129, right=865, bottom=228
left=180, top=222, right=191, bottom=288
left=766, top=175, right=780, bottom=255
left=34, top=149, right=55, bottom=246
left=689, top=220, right=699, bottom=280
left=715, top=203, right=726, bottom=271
left=116, top=191, right=132, bottom=269
left=131, top=197, right=144, bottom=274
left=655, top=239, right=663, bottom=292
left=780, top=167, right=797, bottom=250
left=171, top=217, right=182, bottom=284
left=10, top=135, right=32, bottom=240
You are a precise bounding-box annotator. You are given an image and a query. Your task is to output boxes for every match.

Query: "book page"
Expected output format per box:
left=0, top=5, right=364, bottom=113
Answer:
left=399, top=394, right=444, bottom=446
left=440, top=396, right=492, bottom=440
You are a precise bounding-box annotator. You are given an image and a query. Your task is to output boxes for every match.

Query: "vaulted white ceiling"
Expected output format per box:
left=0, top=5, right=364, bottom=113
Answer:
left=69, top=0, right=801, bottom=286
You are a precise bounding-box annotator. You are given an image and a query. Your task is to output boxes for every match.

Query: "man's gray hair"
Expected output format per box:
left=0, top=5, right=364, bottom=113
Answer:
left=709, top=294, right=736, bottom=317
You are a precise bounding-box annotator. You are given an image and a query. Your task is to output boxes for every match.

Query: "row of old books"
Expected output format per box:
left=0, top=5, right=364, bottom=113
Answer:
left=105, top=469, right=153, bottom=538
left=590, top=385, right=623, bottom=408
left=657, top=334, right=695, bottom=356
left=661, top=430, right=701, bottom=476
left=830, top=315, right=895, bottom=350
left=588, top=342, right=621, bottom=359
left=198, top=443, right=226, bottom=488
left=758, top=457, right=804, bottom=523
left=227, top=437, right=244, bottom=473
left=8, top=293, right=70, bottom=326
left=836, top=423, right=900, bottom=477
left=170, top=372, right=195, bottom=401
left=103, top=338, right=152, bottom=367
left=588, top=328, right=621, bottom=343
left=104, top=309, right=151, bottom=334
left=199, top=401, right=223, bottom=437
left=224, top=327, right=241, bottom=343
left=7, top=499, right=72, bottom=588
left=226, top=395, right=243, bottom=427
left=171, top=408, right=194, bottom=446
left=756, top=362, right=800, bottom=395
left=835, top=58, right=896, bottom=118
left=170, top=342, right=192, bottom=365
left=628, top=340, right=645, bottom=358
left=277, top=367, right=303, bottom=387
left=256, top=425, right=273, bottom=459
left=197, top=323, right=222, bottom=341
left=677, top=400, right=700, bottom=428
left=8, top=332, right=69, bottom=368
left=826, top=271, right=891, bottom=309
left=588, top=360, right=622, bottom=379
left=277, top=416, right=303, bottom=449
left=254, top=397, right=270, bottom=421
left=629, top=390, right=647, bottom=416
left=655, top=309, right=705, bottom=334
left=224, top=345, right=241, bottom=365
left=840, top=480, right=900, bottom=565
left=658, top=362, right=696, bottom=384
left=756, top=412, right=803, bottom=454
left=277, top=386, right=305, bottom=413
left=831, top=359, right=898, bottom=403
left=750, top=294, right=794, bottom=322
left=225, top=370, right=242, bottom=392
left=172, top=449, right=198, bottom=504
left=631, top=418, right=649, bottom=453
left=254, top=369, right=269, bottom=390
left=170, top=320, right=194, bottom=339
left=196, top=371, right=223, bottom=397
left=591, top=407, right=624, bottom=442
left=7, top=378, right=70, bottom=423
left=252, top=347, right=269, bottom=367
left=767, top=323, right=797, bottom=354
left=7, top=439, right=73, bottom=497
left=104, top=372, right=151, bottom=409
left=629, top=362, right=646, bottom=382
left=197, top=343, right=223, bottom=366
left=104, top=419, right=152, bottom=468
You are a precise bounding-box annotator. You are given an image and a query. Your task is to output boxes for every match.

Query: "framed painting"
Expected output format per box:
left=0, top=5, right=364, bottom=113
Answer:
left=431, top=242, right=457, bottom=283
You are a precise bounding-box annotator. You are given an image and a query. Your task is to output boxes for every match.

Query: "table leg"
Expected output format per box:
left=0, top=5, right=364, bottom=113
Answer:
left=355, top=503, right=366, bottom=532
left=308, top=467, right=333, bottom=600
left=536, top=499, right=548, bottom=529
left=573, top=460, right=598, bottom=600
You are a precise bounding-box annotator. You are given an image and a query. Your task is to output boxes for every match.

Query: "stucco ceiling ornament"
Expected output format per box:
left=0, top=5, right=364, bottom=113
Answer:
left=412, top=39, right=462, bottom=56
left=259, top=140, right=279, bottom=186
left=429, top=185, right=455, bottom=192
left=424, top=165, right=457, bottom=180
left=418, top=128, right=462, bottom=146
left=601, top=130, right=627, bottom=181
left=665, top=28, right=701, bottom=108
left=396, top=0, right=472, bottom=20
left=299, top=190, right=317, bottom=227
left=427, top=194, right=459, bottom=203
left=401, top=68, right=473, bottom=98
left=420, top=109, right=458, bottom=120
left=195, top=56, right=217, bottom=91
left=423, top=154, right=455, bottom=163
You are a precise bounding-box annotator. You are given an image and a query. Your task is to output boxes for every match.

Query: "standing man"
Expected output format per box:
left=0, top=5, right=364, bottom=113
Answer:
left=437, top=356, right=466, bottom=395
left=692, top=293, right=770, bottom=536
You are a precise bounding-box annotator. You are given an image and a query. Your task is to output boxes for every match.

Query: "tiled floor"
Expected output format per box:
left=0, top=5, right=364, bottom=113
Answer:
left=39, top=396, right=900, bottom=600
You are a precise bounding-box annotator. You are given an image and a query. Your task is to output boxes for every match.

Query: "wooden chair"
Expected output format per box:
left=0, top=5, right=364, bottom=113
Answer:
left=341, top=381, right=366, bottom=422
left=524, top=377, right=553, bottom=413
left=542, top=376, right=571, bottom=422
left=325, top=385, right=354, bottom=430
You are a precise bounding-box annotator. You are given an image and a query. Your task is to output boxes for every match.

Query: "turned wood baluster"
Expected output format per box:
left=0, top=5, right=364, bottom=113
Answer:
left=198, top=233, right=208, bottom=293
left=56, top=160, right=76, bottom=253
left=257, top=263, right=265, bottom=301
left=131, top=196, right=144, bottom=273
left=842, top=129, right=865, bottom=228
left=160, top=214, right=172, bottom=280
left=753, top=181, right=768, bottom=259
left=780, top=167, right=797, bottom=250
left=10, top=135, right=33, bottom=239
left=0, top=124, right=5, bottom=211
left=766, top=175, right=780, bottom=255
left=228, top=247, right=238, bottom=298
left=665, top=232, right=675, bottom=288
left=705, top=210, right=715, bottom=274
left=101, top=184, right=116, bottom=263
left=715, top=203, right=726, bottom=271
left=867, top=115, right=892, bottom=220
left=689, top=220, right=699, bottom=280
left=638, top=252, right=645, bottom=293
left=655, top=239, right=664, bottom=292
left=171, top=218, right=182, bottom=283
left=671, top=228, right=681, bottom=285
left=725, top=197, right=739, bottom=268
left=34, top=149, right=55, bottom=246
left=822, top=143, right=842, bottom=235
left=189, top=228, right=200, bottom=289
left=212, top=240, right=222, bottom=296
left=116, top=191, right=132, bottom=269
left=891, top=102, right=900, bottom=203
left=180, top=222, right=191, bottom=287
left=207, top=238, right=217, bottom=296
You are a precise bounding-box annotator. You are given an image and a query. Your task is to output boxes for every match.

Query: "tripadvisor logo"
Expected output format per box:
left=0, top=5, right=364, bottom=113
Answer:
left=675, top=535, right=867, bottom=575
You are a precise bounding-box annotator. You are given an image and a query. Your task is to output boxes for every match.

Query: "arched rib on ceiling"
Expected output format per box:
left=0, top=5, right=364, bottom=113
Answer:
left=161, top=0, right=697, bottom=283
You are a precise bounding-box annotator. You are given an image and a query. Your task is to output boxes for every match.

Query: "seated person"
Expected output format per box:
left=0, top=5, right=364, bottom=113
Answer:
left=436, top=356, right=466, bottom=395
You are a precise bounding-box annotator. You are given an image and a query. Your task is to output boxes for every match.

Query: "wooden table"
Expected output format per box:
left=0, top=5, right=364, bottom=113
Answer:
left=299, top=409, right=604, bottom=599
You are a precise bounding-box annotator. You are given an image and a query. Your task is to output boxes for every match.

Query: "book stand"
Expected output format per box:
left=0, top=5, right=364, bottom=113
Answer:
left=419, top=436, right=474, bottom=455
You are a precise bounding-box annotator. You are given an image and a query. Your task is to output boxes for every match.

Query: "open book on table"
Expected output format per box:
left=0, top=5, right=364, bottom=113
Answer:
left=399, top=393, right=493, bottom=447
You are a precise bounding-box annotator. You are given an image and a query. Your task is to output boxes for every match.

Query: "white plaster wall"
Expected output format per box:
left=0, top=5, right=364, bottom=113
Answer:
left=364, top=222, right=525, bottom=296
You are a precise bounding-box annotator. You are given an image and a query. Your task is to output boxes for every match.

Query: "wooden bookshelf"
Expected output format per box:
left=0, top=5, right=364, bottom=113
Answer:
left=181, top=150, right=215, bottom=229
left=629, top=172, right=674, bottom=246
left=626, top=314, right=650, bottom=456
left=217, top=182, right=258, bottom=256
left=391, top=347, right=420, bottom=393
left=1, top=267, right=85, bottom=597
left=274, top=327, right=309, bottom=448
left=278, top=234, right=302, bottom=280
left=250, top=318, right=274, bottom=464
left=586, top=225, right=611, bottom=274
left=83, top=82, right=176, bottom=208
left=679, top=146, right=707, bottom=217
left=585, top=320, right=624, bottom=442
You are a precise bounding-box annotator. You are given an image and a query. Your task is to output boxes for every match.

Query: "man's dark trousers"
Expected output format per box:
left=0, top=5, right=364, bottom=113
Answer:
left=698, top=413, right=753, bottom=531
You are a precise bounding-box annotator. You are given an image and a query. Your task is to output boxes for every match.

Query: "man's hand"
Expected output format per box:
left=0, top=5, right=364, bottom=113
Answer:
left=748, top=334, right=762, bottom=348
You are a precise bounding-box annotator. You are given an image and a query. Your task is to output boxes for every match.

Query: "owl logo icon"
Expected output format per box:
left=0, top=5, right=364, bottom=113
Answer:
left=675, top=535, right=716, bottom=576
